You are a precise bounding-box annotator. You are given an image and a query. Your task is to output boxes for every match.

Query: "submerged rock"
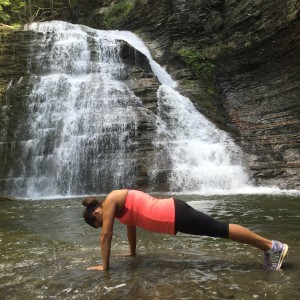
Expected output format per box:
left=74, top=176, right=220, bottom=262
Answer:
left=0, top=194, right=19, bottom=201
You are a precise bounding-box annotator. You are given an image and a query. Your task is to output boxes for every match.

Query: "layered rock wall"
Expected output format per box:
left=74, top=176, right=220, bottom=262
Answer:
left=218, top=5, right=300, bottom=188
left=0, top=29, right=35, bottom=186
left=111, top=0, right=300, bottom=189
left=1, top=0, right=299, bottom=190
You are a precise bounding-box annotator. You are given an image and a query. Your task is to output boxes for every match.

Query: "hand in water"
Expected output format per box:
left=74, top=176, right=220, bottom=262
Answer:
left=116, top=252, right=136, bottom=257
left=87, top=265, right=104, bottom=271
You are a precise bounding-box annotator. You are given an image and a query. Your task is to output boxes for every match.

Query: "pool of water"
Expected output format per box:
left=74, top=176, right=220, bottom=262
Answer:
left=0, top=194, right=299, bottom=299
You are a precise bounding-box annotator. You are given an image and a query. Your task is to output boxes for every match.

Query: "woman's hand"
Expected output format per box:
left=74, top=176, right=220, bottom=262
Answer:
left=87, top=265, right=105, bottom=271
left=115, top=252, right=136, bottom=257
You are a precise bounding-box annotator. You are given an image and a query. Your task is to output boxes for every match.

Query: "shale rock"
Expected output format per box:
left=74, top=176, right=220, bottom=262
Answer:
left=0, top=29, right=35, bottom=191
left=120, top=42, right=169, bottom=190
left=105, top=0, right=300, bottom=189
left=1, top=0, right=300, bottom=190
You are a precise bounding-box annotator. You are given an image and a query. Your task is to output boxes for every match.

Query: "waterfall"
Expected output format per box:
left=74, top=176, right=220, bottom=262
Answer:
left=4, top=21, right=252, bottom=198
left=9, top=21, right=152, bottom=197
left=156, top=85, right=249, bottom=193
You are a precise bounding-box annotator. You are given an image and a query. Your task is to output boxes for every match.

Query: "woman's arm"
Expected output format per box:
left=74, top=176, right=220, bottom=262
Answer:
left=86, top=230, right=114, bottom=271
left=127, top=225, right=136, bottom=256
left=100, top=196, right=117, bottom=270
left=87, top=190, right=128, bottom=271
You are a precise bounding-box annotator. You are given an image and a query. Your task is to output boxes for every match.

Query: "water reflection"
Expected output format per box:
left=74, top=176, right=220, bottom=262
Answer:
left=0, top=194, right=299, bottom=299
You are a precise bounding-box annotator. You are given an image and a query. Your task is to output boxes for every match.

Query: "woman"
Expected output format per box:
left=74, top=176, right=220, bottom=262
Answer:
left=82, top=189, right=288, bottom=271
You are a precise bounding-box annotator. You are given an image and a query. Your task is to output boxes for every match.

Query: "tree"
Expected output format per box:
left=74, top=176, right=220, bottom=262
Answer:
left=0, top=0, right=79, bottom=26
left=0, top=0, right=13, bottom=23
left=0, top=0, right=26, bottom=25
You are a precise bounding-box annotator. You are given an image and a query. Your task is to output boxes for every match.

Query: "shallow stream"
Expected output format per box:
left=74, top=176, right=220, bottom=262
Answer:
left=0, top=194, right=299, bottom=299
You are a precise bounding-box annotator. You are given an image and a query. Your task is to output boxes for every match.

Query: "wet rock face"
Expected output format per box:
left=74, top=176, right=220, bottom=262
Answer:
left=217, top=20, right=300, bottom=189
left=0, top=30, right=32, bottom=140
left=117, top=0, right=300, bottom=189
left=1, top=0, right=299, bottom=191
left=0, top=30, right=35, bottom=188
left=120, top=42, right=169, bottom=190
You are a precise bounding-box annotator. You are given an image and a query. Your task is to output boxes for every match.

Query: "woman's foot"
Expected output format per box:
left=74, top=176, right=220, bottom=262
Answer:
left=264, top=240, right=289, bottom=270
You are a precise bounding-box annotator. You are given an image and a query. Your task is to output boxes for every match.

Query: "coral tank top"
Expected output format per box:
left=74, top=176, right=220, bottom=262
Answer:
left=116, top=190, right=175, bottom=235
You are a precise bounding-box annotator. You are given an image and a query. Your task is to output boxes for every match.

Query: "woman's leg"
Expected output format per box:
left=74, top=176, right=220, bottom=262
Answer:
left=228, top=224, right=288, bottom=270
left=174, top=199, right=231, bottom=238
left=228, top=224, right=272, bottom=252
left=174, top=199, right=288, bottom=270
left=174, top=199, right=229, bottom=238
left=174, top=199, right=273, bottom=252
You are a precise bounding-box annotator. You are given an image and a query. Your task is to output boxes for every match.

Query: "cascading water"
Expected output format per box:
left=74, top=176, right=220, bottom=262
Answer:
left=6, top=21, right=152, bottom=197
left=3, top=21, right=253, bottom=198
left=156, top=85, right=249, bottom=193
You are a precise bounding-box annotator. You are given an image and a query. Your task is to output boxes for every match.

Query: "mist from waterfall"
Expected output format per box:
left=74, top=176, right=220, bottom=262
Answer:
left=3, top=20, right=272, bottom=198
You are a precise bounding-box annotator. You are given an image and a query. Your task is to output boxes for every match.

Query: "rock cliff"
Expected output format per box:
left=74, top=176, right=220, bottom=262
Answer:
left=1, top=0, right=299, bottom=191
left=89, top=0, right=299, bottom=189
left=0, top=29, right=35, bottom=188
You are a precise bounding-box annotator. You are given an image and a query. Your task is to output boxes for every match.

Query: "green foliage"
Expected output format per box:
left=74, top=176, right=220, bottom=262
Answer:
left=0, top=0, right=12, bottom=22
left=0, top=0, right=11, bottom=4
left=102, top=0, right=135, bottom=29
left=0, top=0, right=27, bottom=25
left=0, top=0, right=76, bottom=26
left=206, top=87, right=215, bottom=95
left=178, top=47, right=216, bottom=78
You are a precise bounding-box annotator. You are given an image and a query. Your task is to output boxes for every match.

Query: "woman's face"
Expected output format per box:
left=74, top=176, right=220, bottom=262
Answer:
left=92, top=207, right=103, bottom=228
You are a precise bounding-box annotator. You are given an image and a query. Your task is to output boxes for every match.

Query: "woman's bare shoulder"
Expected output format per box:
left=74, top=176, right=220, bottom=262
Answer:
left=105, top=189, right=128, bottom=203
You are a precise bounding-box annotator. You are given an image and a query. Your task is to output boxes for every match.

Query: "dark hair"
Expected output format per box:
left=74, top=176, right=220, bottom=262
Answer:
left=82, top=196, right=104, bottom=228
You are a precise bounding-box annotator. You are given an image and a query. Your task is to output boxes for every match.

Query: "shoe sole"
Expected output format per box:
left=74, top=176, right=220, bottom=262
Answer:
left=275, top=243, right=289, bottom=270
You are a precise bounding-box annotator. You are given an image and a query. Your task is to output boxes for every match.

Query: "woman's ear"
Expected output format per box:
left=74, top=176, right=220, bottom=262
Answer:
left=93, top=206, right=102, bottom=216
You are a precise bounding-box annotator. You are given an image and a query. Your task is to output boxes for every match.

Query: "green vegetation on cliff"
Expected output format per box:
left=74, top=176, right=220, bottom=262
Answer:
left=176, top=42, right=225, bottom=79
left=177, top=47, right=216, bottom=79
left=0, top=0, right=24, bottom=26
left=102, top=0, right=136, bottom=29
left=0, top=0, right=78, bottom=26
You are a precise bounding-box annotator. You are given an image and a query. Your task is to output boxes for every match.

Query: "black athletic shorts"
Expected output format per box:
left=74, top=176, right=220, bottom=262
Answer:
left=174, top=198, right=229, bottom=238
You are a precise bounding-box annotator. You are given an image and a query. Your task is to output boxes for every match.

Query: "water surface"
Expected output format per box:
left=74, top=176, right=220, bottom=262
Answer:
left=0, top=194, right=299, bottom=299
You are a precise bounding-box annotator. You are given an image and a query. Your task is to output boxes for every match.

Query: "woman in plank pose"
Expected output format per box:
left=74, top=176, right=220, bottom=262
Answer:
left=82, top=189, right=288, bottom=271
